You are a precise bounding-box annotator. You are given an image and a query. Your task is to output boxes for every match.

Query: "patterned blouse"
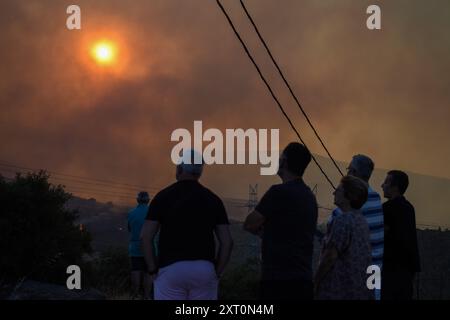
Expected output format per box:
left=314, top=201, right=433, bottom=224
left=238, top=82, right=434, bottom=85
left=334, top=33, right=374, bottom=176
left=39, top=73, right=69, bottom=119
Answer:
left=316, top=210, right=374, bottom=300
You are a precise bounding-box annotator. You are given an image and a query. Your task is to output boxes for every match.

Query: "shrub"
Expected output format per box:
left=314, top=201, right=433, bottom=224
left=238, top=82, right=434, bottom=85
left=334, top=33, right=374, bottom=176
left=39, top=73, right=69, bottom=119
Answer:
left=89, top=247, right=131, bottom=297
left=0, top=171, right=92, bottom=285
left=219, top=258, right=260, bottom=300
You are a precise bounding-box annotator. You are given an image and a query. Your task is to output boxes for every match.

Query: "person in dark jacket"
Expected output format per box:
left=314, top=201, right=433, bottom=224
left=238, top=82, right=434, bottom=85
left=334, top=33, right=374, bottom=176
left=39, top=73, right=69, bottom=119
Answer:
left=381, top=170, right=421, bottom=300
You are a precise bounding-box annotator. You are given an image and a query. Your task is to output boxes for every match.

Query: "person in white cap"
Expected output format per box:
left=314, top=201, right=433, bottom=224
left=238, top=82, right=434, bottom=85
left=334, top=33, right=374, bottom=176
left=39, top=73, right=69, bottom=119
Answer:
left=141, top=149, right=233, bottom=300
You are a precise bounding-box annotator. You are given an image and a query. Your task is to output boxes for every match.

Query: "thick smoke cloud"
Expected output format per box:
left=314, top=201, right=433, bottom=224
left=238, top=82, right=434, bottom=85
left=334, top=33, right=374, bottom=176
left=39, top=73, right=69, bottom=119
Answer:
left=1, top=0, right=449, bottom=221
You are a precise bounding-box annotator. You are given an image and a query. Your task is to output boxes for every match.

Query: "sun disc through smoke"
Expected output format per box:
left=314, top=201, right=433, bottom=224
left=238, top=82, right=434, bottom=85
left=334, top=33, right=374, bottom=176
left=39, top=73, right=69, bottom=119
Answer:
left=91, top=41, right=117, bottom=65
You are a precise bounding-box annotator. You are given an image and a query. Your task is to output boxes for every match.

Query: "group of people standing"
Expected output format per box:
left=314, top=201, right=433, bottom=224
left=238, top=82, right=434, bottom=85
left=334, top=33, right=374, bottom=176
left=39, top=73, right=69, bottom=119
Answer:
left=127, top=143, right=421, bottom=300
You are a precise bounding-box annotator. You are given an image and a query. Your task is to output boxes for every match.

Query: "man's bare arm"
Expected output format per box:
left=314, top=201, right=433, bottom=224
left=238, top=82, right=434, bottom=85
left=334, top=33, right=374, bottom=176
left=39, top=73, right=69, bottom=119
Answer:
left=140, top=220, right=160, bottom=273
left=214, top=224, right=234, bottom=277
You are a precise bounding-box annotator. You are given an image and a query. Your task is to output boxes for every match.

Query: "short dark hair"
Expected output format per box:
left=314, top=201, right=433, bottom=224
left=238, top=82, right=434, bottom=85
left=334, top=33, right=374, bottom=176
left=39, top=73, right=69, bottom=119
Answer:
left=388, top=170, right=409, bottom=195
left=341, top=175, right=369, bottom=209
left=282, top=142, right=312, bottom=177
left=137, top=191, right=150, bottom=204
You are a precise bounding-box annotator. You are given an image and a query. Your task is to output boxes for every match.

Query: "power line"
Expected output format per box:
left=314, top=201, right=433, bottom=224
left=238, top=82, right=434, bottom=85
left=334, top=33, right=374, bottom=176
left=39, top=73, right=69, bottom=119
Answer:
left=0, top=161, right=252, bottom=203
left=0, top=161, right=163, bottom=192
left=50, top=176, right=142, bottom=193
left=0, top=166, right=141, bottom=193
left=63, top=186, right=137, bottom=198
left=239, top=0, right=344, bottom=177
left=1, top=171, right=135, bottom=206
left=67, top=190, right=133, bottom=201
left=0, top=167, right=151, bottom=202
left=1, top=168, right=138, bottom=199
left=3, top=163, right=449, bottom=230
left=0, top=167, right=140, bottom=196
left=215, top=0, right=337, bottom=190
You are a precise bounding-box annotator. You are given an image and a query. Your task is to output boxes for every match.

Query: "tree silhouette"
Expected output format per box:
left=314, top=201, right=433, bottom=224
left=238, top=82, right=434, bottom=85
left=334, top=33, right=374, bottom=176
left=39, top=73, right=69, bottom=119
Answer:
left=0, top=171, right=91, bottom=284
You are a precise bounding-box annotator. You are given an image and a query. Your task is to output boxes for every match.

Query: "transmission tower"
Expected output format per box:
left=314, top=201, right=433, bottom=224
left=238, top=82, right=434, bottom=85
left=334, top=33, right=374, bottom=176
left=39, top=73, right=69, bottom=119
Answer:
left=248, top=184, right=258, bottom=212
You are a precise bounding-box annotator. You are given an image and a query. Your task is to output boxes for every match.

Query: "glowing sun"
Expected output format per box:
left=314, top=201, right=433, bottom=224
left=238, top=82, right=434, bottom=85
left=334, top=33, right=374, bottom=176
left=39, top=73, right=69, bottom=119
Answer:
left=91, top=41, right=117, bottom=65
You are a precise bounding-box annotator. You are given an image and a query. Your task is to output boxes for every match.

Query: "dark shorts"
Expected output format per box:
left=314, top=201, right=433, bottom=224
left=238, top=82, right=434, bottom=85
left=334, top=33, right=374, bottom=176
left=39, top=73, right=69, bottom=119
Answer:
left=130, top=257, right=148, bottom=272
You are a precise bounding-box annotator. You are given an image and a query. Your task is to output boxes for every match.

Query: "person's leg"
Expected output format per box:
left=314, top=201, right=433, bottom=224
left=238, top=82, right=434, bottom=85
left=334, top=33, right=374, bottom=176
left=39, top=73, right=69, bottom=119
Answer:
left=407, top=272, right=415, bottom=300
left=143, top=273, right=154, bottom=300
left=154, top=263, right=189, bottom=300
left=138, top=256, right=153, bottom=300
left=382, top=270, right=414, bottom=300
left=397, top=271, right=415, bottom=300
left=130, top=271, right=142, bottom=299
left=374, top=288, right=381, bottom=300
left=260, top=280, right=283, bottom=300
left=260, top=269, right=277, bottom=300
left=259, top=280, right=270, bottom=300
left=186, top=261, right=218, bottom=300
left=293, top=280, right=313, bottom=300
left=130, top=257, right=143, bottom=299
left=260, top=279, right=312, bottom=300
left=188, top=280, right=218, bottom=300
left=381, top=269, right=395, bottom=300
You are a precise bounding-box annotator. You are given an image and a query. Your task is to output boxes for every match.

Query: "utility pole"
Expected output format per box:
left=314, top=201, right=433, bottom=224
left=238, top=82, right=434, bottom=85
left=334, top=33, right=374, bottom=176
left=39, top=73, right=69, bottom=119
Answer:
left=248, top=184, right=260, bottom=263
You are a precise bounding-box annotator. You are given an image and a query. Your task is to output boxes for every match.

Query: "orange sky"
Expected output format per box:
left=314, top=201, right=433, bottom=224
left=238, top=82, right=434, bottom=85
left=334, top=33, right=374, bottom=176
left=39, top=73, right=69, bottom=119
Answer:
left=1, top=0, right=450, bottom=202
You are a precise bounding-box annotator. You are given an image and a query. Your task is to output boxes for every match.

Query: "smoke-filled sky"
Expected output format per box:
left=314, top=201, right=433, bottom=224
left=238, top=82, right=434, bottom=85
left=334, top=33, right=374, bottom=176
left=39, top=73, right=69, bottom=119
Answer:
left=1, top=0, right=450, bottom=203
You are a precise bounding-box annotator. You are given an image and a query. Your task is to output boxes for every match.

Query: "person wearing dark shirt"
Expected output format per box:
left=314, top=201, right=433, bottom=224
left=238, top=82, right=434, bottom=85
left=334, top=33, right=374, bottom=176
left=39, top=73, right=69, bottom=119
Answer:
left=243, top=142, right=318, bottom=300
left=140, top=150, right=233, bottom=300
left=381, top=170, right=421, bottom=300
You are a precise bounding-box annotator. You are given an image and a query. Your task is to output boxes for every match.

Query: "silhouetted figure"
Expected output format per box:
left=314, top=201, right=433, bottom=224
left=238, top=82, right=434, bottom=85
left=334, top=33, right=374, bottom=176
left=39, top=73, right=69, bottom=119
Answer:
left=329, top=154, right=384, bottom=299
left=140, top=150, right=233, bottom=300
left=381, top=170, right=421, bottom=300
left=128, top=191, right=154, bottom=299
left=315, top=175, right=373, bottom=300
left=244, top=142, right=318, bottom=300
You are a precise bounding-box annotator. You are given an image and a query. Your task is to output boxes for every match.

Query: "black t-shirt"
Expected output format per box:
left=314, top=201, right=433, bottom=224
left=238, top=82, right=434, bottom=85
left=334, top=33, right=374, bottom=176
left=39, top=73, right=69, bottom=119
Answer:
left=255, top=179, right=318, bottom=281
left=383, top=196, right=421, bottom=272
left=146, top=180, right=229, bottom=268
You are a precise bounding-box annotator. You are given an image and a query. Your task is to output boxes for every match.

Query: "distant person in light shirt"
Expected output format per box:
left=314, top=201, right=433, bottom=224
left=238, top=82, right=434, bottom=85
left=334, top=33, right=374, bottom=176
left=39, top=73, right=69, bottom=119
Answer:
left=127, top=191, right=154, bottom=299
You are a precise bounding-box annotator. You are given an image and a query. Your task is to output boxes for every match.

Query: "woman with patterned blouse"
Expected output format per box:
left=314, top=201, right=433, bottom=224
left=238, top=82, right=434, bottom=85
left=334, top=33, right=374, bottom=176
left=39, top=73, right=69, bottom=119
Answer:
left=315, top=175, right=374, bottom=300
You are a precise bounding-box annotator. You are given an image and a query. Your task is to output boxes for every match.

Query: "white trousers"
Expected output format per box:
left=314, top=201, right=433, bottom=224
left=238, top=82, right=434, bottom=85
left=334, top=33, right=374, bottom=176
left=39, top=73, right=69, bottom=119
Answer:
left=154, top=260, right=219, bottom=300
